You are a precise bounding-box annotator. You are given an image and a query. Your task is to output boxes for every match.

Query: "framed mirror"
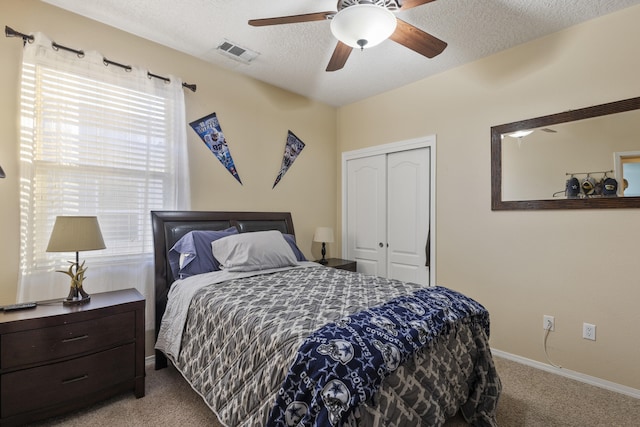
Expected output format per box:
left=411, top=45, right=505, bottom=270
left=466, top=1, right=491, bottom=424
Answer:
left=491, top=96, right=640, bottom=210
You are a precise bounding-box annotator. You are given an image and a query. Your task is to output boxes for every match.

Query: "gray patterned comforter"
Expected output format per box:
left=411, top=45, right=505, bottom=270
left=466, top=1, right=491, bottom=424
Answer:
left=166, top=265, right=500, bottom=426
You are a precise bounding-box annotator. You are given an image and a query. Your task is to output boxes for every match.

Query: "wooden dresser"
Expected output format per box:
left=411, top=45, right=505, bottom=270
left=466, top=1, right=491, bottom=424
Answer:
left=0, top=288, right=145, bottom=426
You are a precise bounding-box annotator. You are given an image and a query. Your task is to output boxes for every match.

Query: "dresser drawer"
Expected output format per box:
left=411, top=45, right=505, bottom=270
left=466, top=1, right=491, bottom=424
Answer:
left=1, top=343, right=135, bottom=418
left=1, top=311, right=135, bottom=369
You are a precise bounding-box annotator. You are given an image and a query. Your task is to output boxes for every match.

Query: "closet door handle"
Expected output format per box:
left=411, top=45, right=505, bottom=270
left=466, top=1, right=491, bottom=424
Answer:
left=379, top=242, right=384, bottom=248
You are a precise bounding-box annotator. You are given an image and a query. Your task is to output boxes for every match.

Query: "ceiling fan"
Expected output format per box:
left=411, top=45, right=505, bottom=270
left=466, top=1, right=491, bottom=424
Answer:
left=249, top=0, right=447, bottom=72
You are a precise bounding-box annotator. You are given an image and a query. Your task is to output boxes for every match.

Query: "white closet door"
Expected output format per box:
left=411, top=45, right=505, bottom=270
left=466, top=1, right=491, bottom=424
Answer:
left=343, top=137, right=435, bottom=286
left=346, top=155, right=386, bottom=277
left=386, top=148, right=430, bottom=285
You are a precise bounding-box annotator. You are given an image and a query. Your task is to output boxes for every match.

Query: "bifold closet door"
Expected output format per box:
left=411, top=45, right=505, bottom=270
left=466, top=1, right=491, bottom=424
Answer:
left=346, top=155, right=387, bottom=277
left=346, top=147, right=430, bottom=285
left=386, top=148, right=430, bottom=285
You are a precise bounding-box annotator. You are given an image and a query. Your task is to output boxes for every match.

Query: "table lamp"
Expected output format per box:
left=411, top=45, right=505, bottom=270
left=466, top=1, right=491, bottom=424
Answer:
left=46, top=216, right=106, bottom=305
left=313, top=227, right=334, bottom=265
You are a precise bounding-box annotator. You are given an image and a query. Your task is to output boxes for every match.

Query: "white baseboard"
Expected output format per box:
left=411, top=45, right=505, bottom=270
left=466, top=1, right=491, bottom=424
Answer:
left=491, top=348, right=640, bottom=399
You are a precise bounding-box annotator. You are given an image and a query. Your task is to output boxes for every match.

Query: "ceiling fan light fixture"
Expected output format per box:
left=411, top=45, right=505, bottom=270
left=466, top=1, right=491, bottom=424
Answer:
left=330, top=4, right=397, bottom=49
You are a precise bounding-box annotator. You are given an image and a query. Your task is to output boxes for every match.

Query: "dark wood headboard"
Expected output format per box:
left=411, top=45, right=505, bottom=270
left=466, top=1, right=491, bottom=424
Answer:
left=150, top=211, right=295, bottom=369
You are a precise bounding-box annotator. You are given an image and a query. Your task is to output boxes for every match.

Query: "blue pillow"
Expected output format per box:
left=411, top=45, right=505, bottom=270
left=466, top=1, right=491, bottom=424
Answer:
left=169, top=227, right=238, bottom=279
left=283, top=233, right=307, bottom=261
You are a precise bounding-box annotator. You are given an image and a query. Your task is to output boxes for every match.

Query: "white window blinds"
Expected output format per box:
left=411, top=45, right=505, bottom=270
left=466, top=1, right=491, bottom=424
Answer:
left=18, top=33, right=190, bottom=320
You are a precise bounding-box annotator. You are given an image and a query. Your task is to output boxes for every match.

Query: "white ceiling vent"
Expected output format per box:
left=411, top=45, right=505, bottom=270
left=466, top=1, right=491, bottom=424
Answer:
left=216, top=40, right=259, bottom=64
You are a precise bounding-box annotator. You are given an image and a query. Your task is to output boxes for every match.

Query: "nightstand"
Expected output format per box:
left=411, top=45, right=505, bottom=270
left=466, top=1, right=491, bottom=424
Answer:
left=0, top=288, right=145, bottom=426
left=318, top=258, right=357, bottom=272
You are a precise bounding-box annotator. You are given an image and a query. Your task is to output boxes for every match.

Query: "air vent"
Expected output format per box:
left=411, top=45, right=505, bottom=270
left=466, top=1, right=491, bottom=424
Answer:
left=216, top=40, right=259, bottom=64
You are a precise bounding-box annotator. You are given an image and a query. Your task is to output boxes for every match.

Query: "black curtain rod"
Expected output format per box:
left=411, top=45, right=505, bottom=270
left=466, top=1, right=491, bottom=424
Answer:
left=5, top=26, right=196, bottom=92
left=52, top=40, right=84, bottom=57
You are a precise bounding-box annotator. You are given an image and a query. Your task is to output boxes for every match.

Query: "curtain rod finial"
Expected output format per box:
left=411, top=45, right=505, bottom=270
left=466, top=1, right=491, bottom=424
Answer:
left=182, top=82, right=197, bottom=92
left=5, top=25, right=34, bottom=44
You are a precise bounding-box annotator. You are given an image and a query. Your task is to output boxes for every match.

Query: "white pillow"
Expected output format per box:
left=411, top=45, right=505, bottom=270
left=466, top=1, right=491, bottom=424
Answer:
left=211, top=230, right=298, bottom=272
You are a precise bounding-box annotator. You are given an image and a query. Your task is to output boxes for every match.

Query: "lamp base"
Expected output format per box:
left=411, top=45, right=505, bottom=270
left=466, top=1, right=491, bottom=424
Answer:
left=58, top=260, right=91, bottom=306
left=319, top=242, right=328, bottom=265
left=63, top=283, right=91, bottom=306
left=63, top=295, right=91, bottom=306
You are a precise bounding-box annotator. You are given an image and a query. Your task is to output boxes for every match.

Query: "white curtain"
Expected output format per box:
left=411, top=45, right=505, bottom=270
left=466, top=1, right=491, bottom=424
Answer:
left=17, top=33, right=190, bottom=331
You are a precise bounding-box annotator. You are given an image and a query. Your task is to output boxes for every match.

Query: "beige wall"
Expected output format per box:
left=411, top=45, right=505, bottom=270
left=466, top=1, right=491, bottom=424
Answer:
left=0, top=1, right=337, bottom=304
left=337, top=6, right=640, bottom=389
left=3, top=0, right=639, bottom=393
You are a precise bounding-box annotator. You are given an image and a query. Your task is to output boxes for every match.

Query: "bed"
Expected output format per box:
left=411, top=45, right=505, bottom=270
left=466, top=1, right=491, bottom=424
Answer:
left=152, top=211, right=501, bottom=426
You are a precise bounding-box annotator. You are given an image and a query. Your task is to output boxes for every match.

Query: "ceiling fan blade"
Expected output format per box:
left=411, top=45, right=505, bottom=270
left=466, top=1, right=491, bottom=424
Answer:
left=399, top=0, right=437, bottom=11
left=326, top=41, right=352, bottom=72
left=389, top=19, right=447, bottom=58
left=249, top=12, right=334, bottom=27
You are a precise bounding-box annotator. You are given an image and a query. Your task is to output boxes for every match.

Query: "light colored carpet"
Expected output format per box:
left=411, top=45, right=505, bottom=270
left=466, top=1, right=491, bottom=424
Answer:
left=28, top=356, right=640, bottom=426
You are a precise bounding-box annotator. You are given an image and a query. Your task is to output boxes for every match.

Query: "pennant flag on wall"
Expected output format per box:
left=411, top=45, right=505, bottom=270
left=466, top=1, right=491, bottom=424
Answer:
left=273, top=130, right=306, bottom=188
left=189, top=112, right=242, bottom=185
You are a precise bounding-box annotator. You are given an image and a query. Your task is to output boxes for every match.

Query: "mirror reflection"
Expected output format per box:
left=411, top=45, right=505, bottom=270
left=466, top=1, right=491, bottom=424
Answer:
left=491, top=96, right=640, bottom=210
left=501, top=109, right=640, bottom=201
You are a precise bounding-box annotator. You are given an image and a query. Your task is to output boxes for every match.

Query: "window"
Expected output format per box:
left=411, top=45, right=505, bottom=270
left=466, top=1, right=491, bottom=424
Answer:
left=17, top=34, right=189, bottom=324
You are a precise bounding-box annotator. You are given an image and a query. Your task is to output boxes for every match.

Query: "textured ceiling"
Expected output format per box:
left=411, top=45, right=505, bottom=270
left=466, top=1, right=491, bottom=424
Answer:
left=42, top=0, right=640, bottom=107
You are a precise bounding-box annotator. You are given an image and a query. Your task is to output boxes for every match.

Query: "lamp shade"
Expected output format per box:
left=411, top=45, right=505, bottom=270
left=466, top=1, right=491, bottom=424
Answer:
left=313, top=227, right=335, bottom=243
left=330, top=4, right=397, bottom=49
left=46, top=216, right=106, bottom=253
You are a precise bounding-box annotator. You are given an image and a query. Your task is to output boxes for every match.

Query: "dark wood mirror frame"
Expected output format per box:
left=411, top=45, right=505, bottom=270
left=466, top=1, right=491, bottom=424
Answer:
left=491, top=96, right=640, bottom=210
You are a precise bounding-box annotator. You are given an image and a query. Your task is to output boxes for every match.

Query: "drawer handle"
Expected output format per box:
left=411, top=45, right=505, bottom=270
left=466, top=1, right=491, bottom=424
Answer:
left=62, top=334, right=89, bottom=343
left=62, top=374, right=89, bottom=384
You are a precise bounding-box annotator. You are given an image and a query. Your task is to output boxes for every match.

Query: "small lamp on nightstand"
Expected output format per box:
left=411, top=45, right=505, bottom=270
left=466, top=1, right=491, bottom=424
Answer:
left=313, top=226, right=334, bottom=265
left=47, top=216, right=106, bottom=305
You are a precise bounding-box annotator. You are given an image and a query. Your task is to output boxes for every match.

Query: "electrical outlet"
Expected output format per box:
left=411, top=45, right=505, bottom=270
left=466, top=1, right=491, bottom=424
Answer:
left=543, top=315, right=555, bottom=331
left=583, top=323, right=596, bottom=341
